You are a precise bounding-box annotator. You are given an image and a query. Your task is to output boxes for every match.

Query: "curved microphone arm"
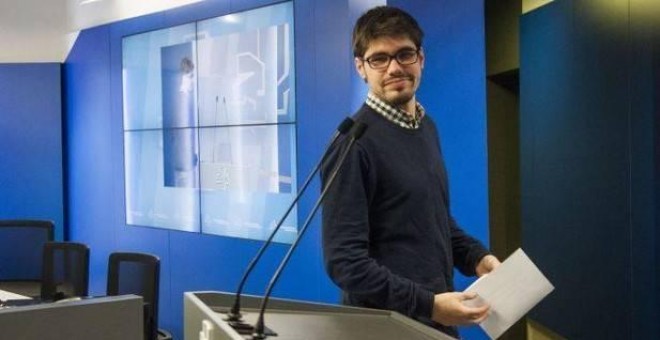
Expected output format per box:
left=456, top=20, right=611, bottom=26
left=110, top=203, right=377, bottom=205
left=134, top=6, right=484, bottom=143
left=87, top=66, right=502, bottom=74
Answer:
left=251, top=122, right=367, bottom=339
left=226, top=117, right=355, bottom=322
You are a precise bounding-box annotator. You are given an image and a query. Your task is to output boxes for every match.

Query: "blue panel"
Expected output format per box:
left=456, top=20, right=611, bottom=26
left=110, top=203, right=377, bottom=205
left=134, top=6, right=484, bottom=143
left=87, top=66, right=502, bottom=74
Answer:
left=520, top=0, right=655, bottom=338
left=63, top=25, right=117, bottom=295
left=628, top=9, right=660, bottom=340
left=386, top=1, right=488, bottom=338
left=388, top=0, right=489, bottom=268
left=397, top=0, right=489, bottom=247
left=0, top=64, right=64, bottom=240
left=292, top=0, right=356, bottom=304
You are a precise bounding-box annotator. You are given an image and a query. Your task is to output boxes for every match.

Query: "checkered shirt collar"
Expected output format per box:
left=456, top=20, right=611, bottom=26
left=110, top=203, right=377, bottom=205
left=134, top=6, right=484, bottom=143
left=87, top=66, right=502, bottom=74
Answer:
left=365, top=92, right=425, bottom=129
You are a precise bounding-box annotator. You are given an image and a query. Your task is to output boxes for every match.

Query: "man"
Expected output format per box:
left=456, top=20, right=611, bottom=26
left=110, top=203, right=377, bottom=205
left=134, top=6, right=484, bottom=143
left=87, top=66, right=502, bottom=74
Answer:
left=321, top=6, right=501, bottom=338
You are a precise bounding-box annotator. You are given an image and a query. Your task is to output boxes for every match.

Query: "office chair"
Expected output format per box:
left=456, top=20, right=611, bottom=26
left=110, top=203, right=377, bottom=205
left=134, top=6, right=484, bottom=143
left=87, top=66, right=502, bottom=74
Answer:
left=0, top=219, right=54, bottom=296
left=40, top=242, right=90, bottom=301
left=107, top=252, right=172, bottom=340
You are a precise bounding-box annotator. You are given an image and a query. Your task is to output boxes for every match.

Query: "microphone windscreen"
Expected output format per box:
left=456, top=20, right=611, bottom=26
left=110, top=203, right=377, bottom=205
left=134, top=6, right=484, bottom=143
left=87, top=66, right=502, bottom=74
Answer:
left=337, top=117, right=355, bottom=134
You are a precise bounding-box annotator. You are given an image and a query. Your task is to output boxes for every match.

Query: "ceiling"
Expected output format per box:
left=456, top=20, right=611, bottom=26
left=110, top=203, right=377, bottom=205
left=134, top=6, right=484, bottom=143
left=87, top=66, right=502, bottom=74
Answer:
left=0, top=0, right=553, bottom=63
left=0, top=0, right=202, bottom=63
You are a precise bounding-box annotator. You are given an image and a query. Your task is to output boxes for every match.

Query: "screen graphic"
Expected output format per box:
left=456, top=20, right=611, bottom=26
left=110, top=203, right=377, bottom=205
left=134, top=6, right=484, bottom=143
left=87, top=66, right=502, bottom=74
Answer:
left=122, top=2, right=297, bottom=242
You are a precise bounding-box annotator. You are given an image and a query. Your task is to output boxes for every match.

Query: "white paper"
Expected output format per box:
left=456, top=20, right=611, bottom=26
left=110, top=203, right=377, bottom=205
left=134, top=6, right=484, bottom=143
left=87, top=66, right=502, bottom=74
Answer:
left=0, top=289, right=32, bottom=301
left=464, top=248, right=554, bottom=339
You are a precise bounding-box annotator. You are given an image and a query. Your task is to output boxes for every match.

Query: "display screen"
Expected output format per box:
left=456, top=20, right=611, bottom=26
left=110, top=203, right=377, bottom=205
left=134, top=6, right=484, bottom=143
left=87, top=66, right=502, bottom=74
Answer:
left=122, top=2, right=297, bottom=243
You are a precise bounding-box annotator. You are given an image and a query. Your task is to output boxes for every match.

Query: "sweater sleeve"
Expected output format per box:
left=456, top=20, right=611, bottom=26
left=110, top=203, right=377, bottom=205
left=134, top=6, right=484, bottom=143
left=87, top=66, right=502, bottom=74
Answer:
left=321, top=140, right=435, bottom=320
left=448, top=215, right=489, bottom=276
left=430, top=119, right=490, bottom=277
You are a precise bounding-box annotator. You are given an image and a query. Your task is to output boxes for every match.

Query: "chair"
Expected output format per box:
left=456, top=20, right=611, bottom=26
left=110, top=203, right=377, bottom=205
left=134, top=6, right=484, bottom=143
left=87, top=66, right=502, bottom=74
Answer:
left=40, top=242, right=90, bottom=301
left=107, top=252, right=172, bottom=340
left=0, top=220, right=54, bottom=296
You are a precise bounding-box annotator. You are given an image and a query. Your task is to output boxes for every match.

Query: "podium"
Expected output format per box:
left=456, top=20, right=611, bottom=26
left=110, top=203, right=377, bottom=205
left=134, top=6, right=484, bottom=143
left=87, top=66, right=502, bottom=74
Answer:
left=0, top=295, right=143, bottom=340
left=184, top=291, right=455, bottom=340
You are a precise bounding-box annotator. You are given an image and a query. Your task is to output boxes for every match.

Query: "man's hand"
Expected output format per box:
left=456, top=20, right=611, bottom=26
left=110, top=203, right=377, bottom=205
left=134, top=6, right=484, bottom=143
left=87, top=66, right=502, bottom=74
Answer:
left=476, top=254, right=501, bottom=277
left=431, top=292, right=490, bottom=326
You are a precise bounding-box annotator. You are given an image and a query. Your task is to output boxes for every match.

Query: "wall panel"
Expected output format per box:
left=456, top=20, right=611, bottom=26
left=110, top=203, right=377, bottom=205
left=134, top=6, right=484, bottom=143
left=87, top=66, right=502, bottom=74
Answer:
left=0, top=63, right=64, bottom=239
left=521, top=0, right=659, bottom=337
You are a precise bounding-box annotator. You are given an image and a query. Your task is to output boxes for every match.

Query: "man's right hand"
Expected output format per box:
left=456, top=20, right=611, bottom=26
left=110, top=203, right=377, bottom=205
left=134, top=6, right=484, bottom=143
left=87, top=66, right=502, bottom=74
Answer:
left=431, top=292, right=490, bottom=326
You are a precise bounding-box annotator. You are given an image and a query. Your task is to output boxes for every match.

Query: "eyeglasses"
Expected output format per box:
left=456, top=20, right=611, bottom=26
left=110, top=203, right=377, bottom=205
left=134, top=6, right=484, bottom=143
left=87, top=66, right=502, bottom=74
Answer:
left=361, top=49, right=419, bottom=70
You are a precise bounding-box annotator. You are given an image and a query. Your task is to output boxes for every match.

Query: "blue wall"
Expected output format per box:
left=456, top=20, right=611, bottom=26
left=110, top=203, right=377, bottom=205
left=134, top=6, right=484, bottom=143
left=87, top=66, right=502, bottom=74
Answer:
left=390, top=1, right=489, bottom=338
left=521, top=0, right=659, bottom=338
left=63, top=0, right=488, bottom=338
left=391, top=0, right=489, bottom=285
left=0, top=64, right=64, bottom=240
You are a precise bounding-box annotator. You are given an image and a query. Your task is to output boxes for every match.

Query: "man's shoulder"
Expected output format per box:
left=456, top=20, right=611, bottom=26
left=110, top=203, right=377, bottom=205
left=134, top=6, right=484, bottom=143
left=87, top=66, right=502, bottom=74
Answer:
left=351, top=104, right=397, bottom=138
left=352, top=104, right=380, bottom=124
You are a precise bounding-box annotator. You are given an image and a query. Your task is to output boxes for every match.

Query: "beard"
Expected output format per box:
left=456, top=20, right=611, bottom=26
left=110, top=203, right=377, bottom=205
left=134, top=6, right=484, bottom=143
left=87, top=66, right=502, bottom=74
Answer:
left=384, top=89, right=414, bottom=106
left=364, top=71, right=420, bottom=109
left=381, top=77, right=416, bottom=107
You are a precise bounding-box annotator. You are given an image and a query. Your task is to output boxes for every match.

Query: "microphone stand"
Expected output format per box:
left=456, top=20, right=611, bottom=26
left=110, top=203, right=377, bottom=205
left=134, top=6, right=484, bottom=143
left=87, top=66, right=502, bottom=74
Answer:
left=251, top=122, right=367, bottom=339
left=224, top=118, right=354, bottom=332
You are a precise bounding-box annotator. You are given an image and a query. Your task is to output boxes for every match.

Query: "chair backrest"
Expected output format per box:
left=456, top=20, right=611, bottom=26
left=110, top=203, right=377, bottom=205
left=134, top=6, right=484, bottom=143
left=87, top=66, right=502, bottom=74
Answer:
left=0, top=220, right=54, bottom=281
left=41, top=242, right=90, bottom=301
left=107, top=252, right=160, bottom=340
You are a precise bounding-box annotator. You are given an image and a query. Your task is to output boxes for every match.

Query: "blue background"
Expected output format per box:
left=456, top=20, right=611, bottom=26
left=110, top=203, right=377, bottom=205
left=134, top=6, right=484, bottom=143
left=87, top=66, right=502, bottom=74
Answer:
left=0, top=0, right=489, bottom=338
left=0, top=64, right=64, bottom=241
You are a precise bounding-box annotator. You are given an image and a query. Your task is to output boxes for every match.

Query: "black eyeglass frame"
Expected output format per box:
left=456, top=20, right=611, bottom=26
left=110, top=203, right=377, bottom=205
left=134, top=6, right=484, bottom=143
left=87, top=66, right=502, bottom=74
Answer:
left=360, top=48, right=420, bottom=70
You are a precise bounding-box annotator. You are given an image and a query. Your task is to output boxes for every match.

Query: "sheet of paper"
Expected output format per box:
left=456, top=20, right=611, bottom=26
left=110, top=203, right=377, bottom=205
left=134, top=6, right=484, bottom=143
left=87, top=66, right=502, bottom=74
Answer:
left=0, top=289, right=32, bottom=301
left=464, top=248, right=554, bottom=339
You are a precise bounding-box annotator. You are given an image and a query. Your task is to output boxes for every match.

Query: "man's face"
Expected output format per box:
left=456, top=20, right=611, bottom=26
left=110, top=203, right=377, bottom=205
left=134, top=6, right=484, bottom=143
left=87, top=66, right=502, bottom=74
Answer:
left=355, top=36, right=424, bottom=110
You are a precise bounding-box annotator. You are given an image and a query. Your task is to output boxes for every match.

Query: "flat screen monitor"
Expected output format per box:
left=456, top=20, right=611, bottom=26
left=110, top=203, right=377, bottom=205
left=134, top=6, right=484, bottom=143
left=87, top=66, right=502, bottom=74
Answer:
left=122, top=2, right=297, bottom=243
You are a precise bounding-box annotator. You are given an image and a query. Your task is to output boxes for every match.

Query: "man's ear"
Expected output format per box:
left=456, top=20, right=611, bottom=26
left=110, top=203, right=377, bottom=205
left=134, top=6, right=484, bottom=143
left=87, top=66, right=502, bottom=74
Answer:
left=355, top=57, right=367, bottom=81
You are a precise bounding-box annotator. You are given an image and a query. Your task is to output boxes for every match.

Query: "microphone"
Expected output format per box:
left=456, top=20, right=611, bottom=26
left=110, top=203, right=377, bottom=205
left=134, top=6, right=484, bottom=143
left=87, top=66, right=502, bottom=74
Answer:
left=224, top=117, right=355, bottom=331
left=251, top=122, right=368, bottom=340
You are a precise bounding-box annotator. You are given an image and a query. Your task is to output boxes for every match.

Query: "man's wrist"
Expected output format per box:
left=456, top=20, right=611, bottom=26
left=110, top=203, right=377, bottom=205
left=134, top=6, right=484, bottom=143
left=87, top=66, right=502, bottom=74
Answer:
left=476, top=254, right=500, bottom=276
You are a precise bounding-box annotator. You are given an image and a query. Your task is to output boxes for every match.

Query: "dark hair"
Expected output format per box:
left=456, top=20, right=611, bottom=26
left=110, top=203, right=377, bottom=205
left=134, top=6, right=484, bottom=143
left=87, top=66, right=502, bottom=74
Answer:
left=352, top=6, right=424, bottom=58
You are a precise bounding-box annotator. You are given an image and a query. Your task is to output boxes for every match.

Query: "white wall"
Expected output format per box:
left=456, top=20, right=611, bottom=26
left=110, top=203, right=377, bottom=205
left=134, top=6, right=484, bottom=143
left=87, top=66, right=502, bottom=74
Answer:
left=0, top=0, right=203, bottom=62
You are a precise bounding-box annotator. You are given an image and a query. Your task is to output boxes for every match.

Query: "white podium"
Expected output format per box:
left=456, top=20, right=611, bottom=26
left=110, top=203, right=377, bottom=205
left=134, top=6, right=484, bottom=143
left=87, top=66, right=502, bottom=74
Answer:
left=184, top=291, right=455, bottom=340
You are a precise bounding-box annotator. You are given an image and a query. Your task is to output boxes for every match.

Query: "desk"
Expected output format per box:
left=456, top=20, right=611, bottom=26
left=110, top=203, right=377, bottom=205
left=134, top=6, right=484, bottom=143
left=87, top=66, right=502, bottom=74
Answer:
left=0, top=295, right=143, bottom=340
left=0, top=289, right=31, bottom=301
left=0, top=281, right=41, bottom=297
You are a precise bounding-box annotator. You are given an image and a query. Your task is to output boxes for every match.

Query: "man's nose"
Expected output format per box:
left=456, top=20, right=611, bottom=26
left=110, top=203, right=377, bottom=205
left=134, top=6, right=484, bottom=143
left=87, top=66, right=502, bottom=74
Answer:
left=387, top=59, right=406, bottom=75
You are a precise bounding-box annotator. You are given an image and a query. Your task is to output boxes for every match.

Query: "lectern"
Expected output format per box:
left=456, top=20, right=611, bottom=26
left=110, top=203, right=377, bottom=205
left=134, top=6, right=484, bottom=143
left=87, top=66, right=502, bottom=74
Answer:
left=184, top=291, right=455, bottom=340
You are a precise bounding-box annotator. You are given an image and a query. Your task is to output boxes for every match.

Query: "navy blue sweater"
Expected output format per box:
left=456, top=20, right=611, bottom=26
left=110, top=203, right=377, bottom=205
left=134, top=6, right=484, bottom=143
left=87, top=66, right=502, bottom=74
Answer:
left=321, top=105, right=489, bottom=337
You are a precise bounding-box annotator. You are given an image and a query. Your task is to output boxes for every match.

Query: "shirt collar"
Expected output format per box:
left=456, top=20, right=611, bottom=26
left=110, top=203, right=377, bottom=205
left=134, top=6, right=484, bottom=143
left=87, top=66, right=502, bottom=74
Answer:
left=365, top=92, right=425, bottom=129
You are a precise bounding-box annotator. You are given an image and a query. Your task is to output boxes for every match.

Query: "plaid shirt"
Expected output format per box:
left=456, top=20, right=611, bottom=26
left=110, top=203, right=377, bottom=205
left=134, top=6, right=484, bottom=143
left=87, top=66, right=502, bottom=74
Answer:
left=365, top=92, right=425, bottom=129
